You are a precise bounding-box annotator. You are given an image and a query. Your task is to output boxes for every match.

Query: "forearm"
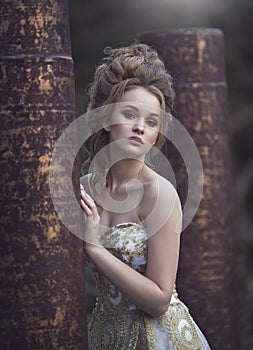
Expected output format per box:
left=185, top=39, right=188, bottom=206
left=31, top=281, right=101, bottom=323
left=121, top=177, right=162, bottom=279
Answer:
left=85, top=243, right=173, bottom=317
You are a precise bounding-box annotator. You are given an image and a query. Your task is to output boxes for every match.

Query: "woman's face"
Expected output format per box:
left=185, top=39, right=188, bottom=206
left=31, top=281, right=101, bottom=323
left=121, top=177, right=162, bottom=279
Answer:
left=105, top=87, right=162, bottom=159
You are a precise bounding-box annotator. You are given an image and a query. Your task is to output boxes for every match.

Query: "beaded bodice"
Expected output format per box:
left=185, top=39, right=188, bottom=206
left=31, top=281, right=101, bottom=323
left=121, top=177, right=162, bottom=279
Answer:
left=89, top=222, right=209, bottom=350
left=95, top=222, right=148, bottom=312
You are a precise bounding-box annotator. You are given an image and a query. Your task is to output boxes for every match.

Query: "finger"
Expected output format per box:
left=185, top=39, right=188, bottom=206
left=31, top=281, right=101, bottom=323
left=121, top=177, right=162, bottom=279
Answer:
left=80, top=188, right=87, bottom=201
left=80, top=189, right=98, bottom=214
left=80, top=196, right=100, bottom=223
left=80, top=198, right=93, bottom=217
left=80, top=186, right=100, bottom=223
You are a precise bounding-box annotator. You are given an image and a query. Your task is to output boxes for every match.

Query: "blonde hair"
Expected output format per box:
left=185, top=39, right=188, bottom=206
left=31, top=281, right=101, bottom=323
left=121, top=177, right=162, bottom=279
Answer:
left=82, top=43, right=175, bottom=175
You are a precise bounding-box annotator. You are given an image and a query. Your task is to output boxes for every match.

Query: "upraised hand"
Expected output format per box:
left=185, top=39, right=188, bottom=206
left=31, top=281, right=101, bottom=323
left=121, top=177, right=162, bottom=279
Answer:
left=80, top=184, right=101, bottom=247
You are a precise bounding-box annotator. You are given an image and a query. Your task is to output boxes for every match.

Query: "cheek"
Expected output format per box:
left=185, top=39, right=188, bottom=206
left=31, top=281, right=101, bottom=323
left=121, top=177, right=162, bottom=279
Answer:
left=147, top=130, right=159, bottom=145
left=109, top=123, right=130, bottom=139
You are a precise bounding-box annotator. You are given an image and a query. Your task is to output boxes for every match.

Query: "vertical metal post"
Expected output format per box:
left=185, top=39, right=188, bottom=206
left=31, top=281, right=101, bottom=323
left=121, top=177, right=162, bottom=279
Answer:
left=137, top=28, right=239, bottom=349
left=0, top=1, right=88, bottom=349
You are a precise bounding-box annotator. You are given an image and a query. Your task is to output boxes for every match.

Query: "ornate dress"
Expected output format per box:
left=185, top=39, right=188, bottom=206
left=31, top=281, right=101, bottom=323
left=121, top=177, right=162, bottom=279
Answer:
left=88, top=222, right=211, bottom=350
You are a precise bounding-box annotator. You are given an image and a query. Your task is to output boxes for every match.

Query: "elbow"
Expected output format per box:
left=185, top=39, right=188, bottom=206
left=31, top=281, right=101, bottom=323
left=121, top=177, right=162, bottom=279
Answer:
left=147, top=293, right=172, bottom=318
left=149, top=305, right=169, bottom=318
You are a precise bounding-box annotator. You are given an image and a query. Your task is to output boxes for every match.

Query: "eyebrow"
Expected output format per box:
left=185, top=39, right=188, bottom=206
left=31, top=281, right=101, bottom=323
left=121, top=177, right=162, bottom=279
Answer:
left=123, top=105, right=160, bottom=118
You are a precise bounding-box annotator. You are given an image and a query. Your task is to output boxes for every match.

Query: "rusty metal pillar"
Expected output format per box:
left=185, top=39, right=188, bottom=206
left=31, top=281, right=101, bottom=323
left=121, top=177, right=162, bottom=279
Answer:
left=137, top=28, right=239, bottom=349
left=0, top=1, right=88, bottom=349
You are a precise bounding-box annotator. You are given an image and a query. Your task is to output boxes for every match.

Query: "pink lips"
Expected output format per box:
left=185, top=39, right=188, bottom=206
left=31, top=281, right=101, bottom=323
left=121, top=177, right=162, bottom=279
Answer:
left=128, top=136, right=143, bottom=144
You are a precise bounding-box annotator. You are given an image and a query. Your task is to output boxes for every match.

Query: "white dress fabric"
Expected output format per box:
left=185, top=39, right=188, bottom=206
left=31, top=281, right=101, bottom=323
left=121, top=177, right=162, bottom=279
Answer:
left=88, top=222, right=211, bottom=350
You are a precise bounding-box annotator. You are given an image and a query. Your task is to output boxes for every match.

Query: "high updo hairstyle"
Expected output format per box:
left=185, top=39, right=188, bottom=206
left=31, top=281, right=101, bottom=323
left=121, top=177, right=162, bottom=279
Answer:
left=82, top=43, right=175, bottom=175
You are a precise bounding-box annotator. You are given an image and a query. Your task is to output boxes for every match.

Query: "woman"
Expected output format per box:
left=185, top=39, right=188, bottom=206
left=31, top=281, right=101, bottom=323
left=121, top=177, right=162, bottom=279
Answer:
left=80, top=44, right=211, bottom=349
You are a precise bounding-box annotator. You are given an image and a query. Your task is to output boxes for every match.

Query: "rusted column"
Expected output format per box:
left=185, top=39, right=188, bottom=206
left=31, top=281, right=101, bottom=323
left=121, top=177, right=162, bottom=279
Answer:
left=137, top=28, right=239, bottom=349
left=0, top=1, right=88, bottom=349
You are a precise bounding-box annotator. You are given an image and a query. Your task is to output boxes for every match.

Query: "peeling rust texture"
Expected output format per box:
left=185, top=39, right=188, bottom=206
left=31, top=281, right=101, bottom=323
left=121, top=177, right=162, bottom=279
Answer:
left=138, top=28, right=239, bottom=349
left=0, top=1, right=71, bottom=56
left=0, top=1, right=88, bottom=349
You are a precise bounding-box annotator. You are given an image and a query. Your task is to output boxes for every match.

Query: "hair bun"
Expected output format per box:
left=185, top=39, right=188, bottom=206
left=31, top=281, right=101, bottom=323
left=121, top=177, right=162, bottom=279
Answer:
left=87, top=43, right=174, bottom=113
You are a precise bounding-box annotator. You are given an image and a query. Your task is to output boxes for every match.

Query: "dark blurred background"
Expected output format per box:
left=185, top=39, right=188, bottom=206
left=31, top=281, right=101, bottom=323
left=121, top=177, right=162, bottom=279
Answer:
left=68, top=0, right=253, bottom=348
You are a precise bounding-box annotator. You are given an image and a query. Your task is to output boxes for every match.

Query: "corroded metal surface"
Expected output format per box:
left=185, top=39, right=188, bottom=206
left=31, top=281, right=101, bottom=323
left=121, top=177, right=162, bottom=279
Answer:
left=0, top=1, right=88, bottom=349
left=138, top=28, right=239, bottom=349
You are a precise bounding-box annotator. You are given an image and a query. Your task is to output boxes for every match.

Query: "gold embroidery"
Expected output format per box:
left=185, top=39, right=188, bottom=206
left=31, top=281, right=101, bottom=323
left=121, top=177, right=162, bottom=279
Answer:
left=169, top=303, right=202, bottom=349
left=88, top=223, right=208, bottom=350
left=89, top=308, right=127, bottom=349
left=156, top=302, right=202, bottom=350
left=145, top=319, right=157, bottom=350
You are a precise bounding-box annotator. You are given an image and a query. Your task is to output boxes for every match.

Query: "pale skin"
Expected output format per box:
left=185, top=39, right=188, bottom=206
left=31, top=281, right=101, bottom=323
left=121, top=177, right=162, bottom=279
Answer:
left=80, top=87, right=182, bottom=318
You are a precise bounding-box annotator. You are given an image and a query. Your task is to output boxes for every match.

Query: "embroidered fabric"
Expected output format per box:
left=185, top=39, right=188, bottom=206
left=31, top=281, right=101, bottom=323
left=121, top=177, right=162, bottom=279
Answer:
left=88, top=223, right=211, bottom=350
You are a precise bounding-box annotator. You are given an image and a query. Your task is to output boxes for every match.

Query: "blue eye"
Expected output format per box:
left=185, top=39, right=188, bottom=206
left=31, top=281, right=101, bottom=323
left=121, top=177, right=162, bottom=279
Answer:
left=147, top=119, right=158, bottom=127
left=123, top=111, right=136, bottom=119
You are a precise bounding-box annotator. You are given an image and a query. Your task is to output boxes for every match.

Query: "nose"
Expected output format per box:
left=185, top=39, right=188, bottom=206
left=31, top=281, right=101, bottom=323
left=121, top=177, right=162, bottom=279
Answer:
left=132, top=122, right=144, bottom=135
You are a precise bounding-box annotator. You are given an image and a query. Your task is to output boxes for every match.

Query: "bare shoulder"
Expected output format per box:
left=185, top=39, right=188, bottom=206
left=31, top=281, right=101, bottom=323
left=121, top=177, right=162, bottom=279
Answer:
left=141, top=169, right=182, bottom=235
left=143, top=169, right=179, bottom=205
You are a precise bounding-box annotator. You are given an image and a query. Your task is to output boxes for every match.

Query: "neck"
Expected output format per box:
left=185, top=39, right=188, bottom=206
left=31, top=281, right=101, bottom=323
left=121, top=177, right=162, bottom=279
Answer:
left=107, top=159, right=145, bottom=190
